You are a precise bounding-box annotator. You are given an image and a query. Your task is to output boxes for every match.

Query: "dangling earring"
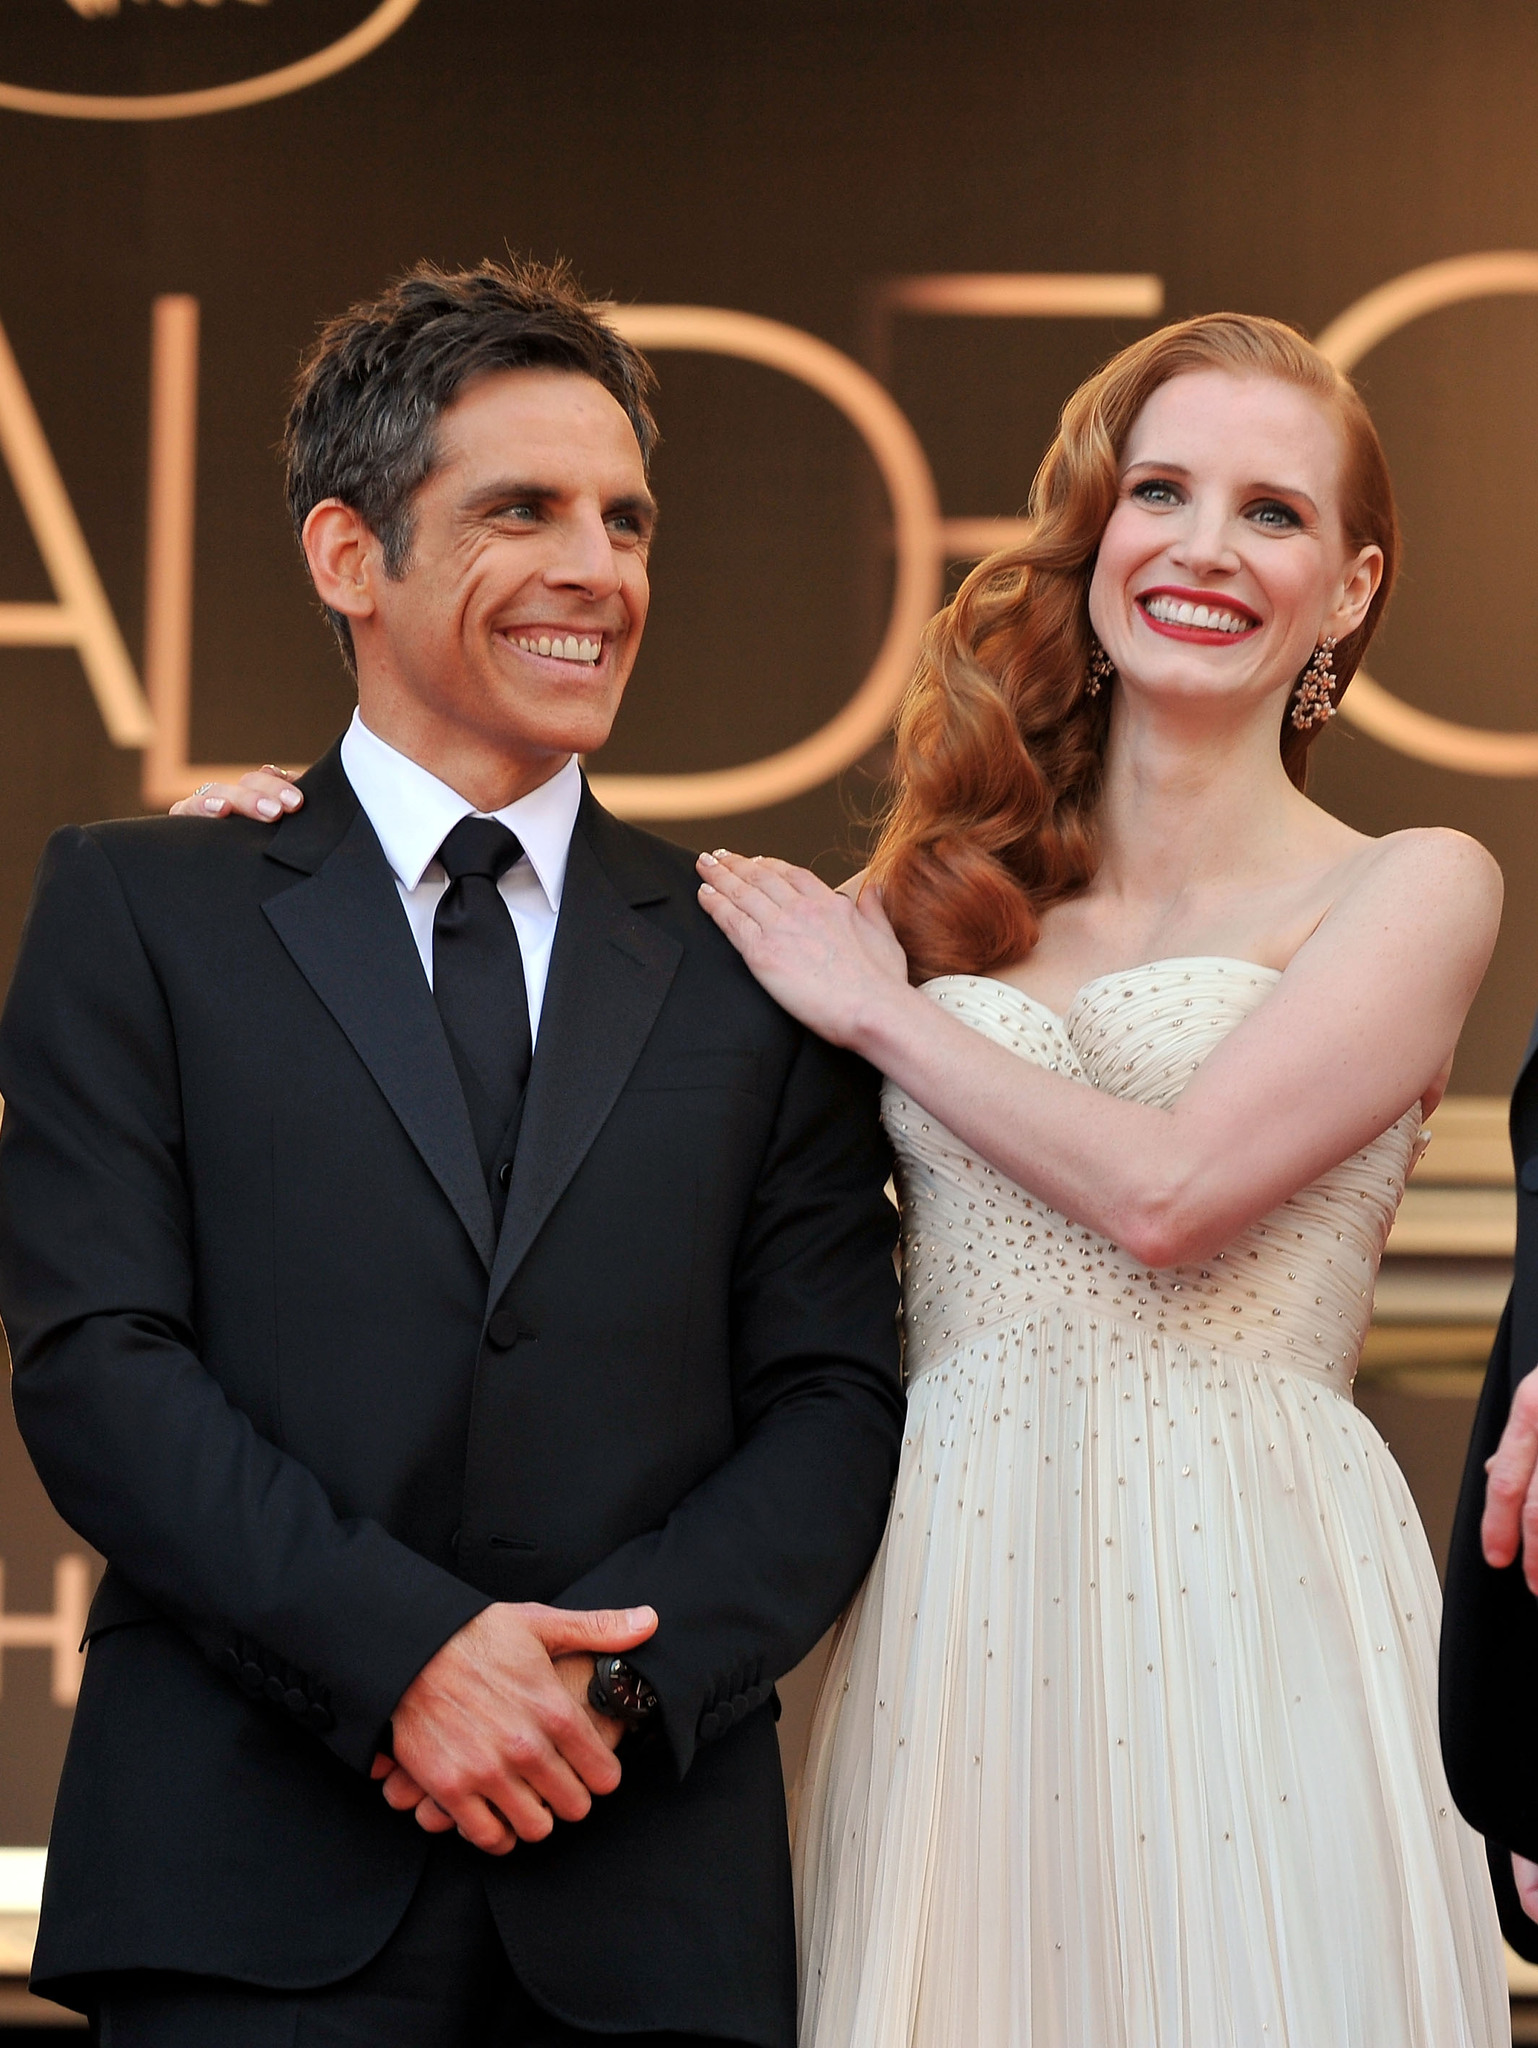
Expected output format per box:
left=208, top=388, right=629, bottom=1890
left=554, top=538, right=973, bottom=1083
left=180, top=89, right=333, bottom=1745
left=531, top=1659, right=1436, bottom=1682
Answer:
left=1290, top=635, right=1338, bottom=731
left=1086, top=634, right=1115, bottom=699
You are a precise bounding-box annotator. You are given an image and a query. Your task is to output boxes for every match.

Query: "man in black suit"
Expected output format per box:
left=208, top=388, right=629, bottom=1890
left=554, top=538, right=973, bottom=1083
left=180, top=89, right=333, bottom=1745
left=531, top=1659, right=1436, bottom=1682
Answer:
left=1444, top=1012, right=1538, bottom=1959
left=0, top=259, right=903, bottom=2046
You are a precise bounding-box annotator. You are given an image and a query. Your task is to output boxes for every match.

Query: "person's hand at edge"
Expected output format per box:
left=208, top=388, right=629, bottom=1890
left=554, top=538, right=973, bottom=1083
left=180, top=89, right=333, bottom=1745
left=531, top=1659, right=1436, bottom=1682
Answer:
left=1481, top=1364, right=1538, bottom=1593
left=1514, top=1852, right=1538, bottom=1924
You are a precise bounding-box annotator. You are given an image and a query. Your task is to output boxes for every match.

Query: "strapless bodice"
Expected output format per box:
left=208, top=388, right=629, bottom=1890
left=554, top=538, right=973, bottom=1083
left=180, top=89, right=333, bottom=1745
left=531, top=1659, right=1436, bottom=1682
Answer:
left=883, top=958, right=1420, bottom=1392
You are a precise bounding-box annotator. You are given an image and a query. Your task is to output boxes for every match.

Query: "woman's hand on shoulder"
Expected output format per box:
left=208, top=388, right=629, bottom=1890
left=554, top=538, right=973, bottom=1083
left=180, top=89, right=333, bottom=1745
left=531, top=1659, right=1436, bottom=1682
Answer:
left=695, top=849, right=912, bottom=1046
left=168, top=765, right=305, bottom=822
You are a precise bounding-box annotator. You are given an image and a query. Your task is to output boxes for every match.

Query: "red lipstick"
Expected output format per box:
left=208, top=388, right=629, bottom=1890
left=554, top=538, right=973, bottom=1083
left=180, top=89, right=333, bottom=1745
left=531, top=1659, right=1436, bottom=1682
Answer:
left=1135, top=586, right=1260, bottom=646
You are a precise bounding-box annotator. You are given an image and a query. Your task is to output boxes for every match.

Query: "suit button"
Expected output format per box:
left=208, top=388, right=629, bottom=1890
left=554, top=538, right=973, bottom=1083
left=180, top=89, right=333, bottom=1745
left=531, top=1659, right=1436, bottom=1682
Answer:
left=216, top=1647, right=241, bottom=1676
left=306, top=1702, right=336, bottom=1733
left=698, top=1710, right=722, bottom=1741
left=498, top=1160, right=513, bottom=1187
left=239, top=1661, right=265, bottom=1694
left=282, top=1687, right=307, bottom=1715
left=1521, top=1157, right=1538, bottom=1194
left=486, top=1308, right=522, bottom=1349
left=264, top=1675, right=288, bottom=1705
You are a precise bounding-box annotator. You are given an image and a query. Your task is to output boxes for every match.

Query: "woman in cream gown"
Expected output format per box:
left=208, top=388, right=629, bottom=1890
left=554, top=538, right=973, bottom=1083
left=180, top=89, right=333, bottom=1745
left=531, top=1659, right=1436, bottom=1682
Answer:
left=696, top=314, right=1510, bottom=2045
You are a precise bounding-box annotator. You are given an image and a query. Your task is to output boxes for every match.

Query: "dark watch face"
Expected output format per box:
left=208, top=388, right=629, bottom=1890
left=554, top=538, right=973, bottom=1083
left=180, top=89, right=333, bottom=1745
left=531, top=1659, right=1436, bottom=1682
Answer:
left=590, top=1657, right=655, bottom=1722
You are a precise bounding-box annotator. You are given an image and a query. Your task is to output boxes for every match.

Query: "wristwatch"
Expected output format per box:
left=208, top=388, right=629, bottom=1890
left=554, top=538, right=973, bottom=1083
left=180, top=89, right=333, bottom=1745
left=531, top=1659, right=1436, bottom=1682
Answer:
left=588, top=1655, right=659, bottom=1726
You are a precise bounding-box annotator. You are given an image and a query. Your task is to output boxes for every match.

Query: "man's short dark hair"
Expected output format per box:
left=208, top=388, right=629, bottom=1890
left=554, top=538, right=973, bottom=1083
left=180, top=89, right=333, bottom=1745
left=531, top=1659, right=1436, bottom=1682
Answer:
left=283, top=257, right=660, bottom=671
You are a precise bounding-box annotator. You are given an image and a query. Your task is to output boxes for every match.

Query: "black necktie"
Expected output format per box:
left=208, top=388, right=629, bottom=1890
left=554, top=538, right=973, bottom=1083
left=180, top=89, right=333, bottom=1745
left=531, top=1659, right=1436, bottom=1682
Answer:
left=432, top=817, right=533, bottom=1187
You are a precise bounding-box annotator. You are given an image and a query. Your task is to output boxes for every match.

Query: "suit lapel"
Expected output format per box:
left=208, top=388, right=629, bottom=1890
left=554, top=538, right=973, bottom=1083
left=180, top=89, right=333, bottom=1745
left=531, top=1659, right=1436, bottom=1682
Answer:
left=262, top=747, right=496, bottom=1268
left=486, top=791, right=682, bottom=1310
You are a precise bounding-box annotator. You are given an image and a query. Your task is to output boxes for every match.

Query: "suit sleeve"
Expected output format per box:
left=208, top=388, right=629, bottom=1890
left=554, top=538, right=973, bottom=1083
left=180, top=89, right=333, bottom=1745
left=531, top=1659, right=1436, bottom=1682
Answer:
left=0, top=828, right=488, bottom=1772
left=557, top=1022, right=905, bottom=1777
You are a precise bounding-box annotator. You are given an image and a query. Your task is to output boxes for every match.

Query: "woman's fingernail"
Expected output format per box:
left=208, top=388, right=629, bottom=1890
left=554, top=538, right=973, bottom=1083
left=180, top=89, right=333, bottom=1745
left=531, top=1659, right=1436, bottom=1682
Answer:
left=697, top=850, right=717, bottom=867
left=713, top=848, right=731, bottom=859
left=202, top=797, right=225, bottom=814
left=279, top=788, right=302, bottom=809
left=698, top=882, right=717, bottom=898
left=256, top=797, right=281, bottom=818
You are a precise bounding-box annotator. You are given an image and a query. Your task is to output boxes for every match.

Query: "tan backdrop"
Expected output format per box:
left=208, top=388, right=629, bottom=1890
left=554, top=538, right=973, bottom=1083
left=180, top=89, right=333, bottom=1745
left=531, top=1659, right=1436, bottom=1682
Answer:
left=2, top=0, right=1538, bottom=1849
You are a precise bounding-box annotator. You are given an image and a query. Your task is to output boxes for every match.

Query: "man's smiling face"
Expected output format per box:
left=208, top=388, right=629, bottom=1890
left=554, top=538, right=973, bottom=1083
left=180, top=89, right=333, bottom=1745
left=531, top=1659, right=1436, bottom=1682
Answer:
left=342, top=365, right=655, bottom=798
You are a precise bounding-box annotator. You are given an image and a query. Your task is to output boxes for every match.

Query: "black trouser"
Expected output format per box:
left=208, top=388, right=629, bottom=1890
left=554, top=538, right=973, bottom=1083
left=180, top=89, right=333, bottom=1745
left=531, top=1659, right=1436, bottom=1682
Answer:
left=90, top=1836, right=740, bottom=2047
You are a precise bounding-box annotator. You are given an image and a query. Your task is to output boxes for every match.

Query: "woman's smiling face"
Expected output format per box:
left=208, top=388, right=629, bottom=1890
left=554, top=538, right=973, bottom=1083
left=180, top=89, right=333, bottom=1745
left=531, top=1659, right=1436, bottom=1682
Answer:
left=1088, top=368, right=1382, bottom=719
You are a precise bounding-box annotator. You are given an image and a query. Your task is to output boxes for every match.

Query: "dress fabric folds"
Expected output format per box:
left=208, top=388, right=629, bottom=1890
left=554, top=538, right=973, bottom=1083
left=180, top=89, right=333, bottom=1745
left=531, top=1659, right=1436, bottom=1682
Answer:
left=794, top=960, right=1508, bottom=2048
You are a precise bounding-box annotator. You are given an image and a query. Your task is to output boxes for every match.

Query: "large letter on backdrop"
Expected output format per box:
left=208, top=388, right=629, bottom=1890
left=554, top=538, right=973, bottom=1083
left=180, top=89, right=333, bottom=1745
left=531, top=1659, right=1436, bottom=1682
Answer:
left=0, top=310, right=152, bottom=747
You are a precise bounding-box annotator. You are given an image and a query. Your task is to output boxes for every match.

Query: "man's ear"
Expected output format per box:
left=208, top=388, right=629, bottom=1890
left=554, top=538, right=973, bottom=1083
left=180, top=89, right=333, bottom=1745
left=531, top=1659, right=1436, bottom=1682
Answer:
left=302, top=500, right=379, bottom=623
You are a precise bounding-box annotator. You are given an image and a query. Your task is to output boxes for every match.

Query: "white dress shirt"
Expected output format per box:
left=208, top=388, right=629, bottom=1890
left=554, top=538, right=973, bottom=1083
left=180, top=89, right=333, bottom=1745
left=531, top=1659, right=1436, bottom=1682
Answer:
left=338, top=709, right=581, bottom=1042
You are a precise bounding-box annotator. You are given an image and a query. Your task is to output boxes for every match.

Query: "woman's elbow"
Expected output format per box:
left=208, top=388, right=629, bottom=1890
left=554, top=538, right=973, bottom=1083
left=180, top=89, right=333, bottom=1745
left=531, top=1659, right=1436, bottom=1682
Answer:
left=1115, top=1180, right=1228, bottom=1270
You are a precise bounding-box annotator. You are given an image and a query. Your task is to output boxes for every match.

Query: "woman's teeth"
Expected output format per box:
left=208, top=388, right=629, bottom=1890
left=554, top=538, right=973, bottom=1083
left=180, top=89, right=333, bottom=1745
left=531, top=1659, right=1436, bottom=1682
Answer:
left=1141, top=595, right=1253, bottom=634
left=514, top=633, right=602, bottom=665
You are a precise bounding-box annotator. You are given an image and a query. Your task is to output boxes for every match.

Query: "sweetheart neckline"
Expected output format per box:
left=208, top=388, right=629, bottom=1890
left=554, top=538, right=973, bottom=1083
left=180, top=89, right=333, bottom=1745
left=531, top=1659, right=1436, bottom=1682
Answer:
left=911, top=957, right=1423, bottom=1145
left=921, top=955, right=1285, bottom=1032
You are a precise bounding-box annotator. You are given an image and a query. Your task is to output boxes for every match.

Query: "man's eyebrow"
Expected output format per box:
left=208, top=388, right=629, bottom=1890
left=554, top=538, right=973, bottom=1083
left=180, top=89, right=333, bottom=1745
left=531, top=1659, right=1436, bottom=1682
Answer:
left=461, top=479, right=560, bottom=513
left=459, top=479, right=659, bottom=524
left=608, top=490, right=659, bottom=526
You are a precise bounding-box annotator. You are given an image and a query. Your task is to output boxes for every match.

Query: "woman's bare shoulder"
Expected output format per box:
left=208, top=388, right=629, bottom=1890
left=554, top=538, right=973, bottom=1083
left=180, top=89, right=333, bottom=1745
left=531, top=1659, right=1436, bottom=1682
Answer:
left=1320, top=826, right=1503, bottom=972
left=1362, top=825, right=1503, bottom=903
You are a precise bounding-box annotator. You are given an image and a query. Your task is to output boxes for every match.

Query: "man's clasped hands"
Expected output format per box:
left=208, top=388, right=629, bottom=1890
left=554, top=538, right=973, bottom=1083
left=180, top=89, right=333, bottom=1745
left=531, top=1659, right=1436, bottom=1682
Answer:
left=370, top=1600, right=658, bottom=1855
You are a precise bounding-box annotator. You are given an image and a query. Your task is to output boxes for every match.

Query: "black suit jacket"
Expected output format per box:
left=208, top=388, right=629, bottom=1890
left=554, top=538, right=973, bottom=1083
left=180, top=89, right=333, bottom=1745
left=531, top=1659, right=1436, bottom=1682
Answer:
left=1442, top=1005, right=1538, bottom=1959
left=0, top=745, right=904, bottom=2043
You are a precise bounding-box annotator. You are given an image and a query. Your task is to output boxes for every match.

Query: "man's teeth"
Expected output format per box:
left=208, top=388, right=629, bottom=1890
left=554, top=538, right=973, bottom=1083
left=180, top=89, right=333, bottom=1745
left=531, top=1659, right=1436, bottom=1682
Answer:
left=513, top=633, right=602, bottom=665
left=1142, top=595, right=1253, bottom=634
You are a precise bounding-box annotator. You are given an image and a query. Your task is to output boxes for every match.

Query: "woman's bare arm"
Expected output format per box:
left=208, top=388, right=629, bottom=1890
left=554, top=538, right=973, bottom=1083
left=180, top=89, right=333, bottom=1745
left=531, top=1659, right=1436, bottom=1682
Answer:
left=697, top=829, right=1501, bottom=1267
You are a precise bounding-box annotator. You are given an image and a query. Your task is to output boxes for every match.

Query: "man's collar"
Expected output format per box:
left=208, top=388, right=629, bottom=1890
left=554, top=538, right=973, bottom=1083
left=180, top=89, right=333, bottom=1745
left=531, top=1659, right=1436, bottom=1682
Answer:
left=338, top=708, right=582, bottom=913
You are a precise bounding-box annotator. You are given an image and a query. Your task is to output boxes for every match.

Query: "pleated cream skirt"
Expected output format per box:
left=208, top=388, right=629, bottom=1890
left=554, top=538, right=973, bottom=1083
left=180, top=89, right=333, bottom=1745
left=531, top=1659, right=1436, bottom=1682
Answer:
left=793, top=1309, right=1509, bottom=2047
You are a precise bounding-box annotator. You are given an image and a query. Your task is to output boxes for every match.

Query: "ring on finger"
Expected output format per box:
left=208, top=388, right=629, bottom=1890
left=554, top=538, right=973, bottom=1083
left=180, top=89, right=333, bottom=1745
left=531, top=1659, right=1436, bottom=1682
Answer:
left=260, top=764, right=290, bottom=779
left=194, top=782, right=214, bottom=797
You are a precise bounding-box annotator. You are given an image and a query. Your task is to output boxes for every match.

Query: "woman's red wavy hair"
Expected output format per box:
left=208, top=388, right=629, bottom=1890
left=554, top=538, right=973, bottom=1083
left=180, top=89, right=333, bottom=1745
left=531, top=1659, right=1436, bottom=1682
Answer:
left=868, top=313, right=1401, bottom=983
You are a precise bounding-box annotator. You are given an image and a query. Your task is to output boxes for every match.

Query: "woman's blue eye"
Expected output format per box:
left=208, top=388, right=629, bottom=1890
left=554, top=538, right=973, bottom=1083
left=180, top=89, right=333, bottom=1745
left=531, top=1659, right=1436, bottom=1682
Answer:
left=1250, top=500, right=1302, bottom=529
left=1131, top=479, right=1181, bottom=506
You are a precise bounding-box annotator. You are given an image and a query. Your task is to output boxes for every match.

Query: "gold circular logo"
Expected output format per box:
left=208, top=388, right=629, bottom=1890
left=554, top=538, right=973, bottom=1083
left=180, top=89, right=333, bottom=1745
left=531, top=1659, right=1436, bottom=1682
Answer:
left=1317, top=251, right=1538, bottom=776
left=0, top=0, right=420, bottom=121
